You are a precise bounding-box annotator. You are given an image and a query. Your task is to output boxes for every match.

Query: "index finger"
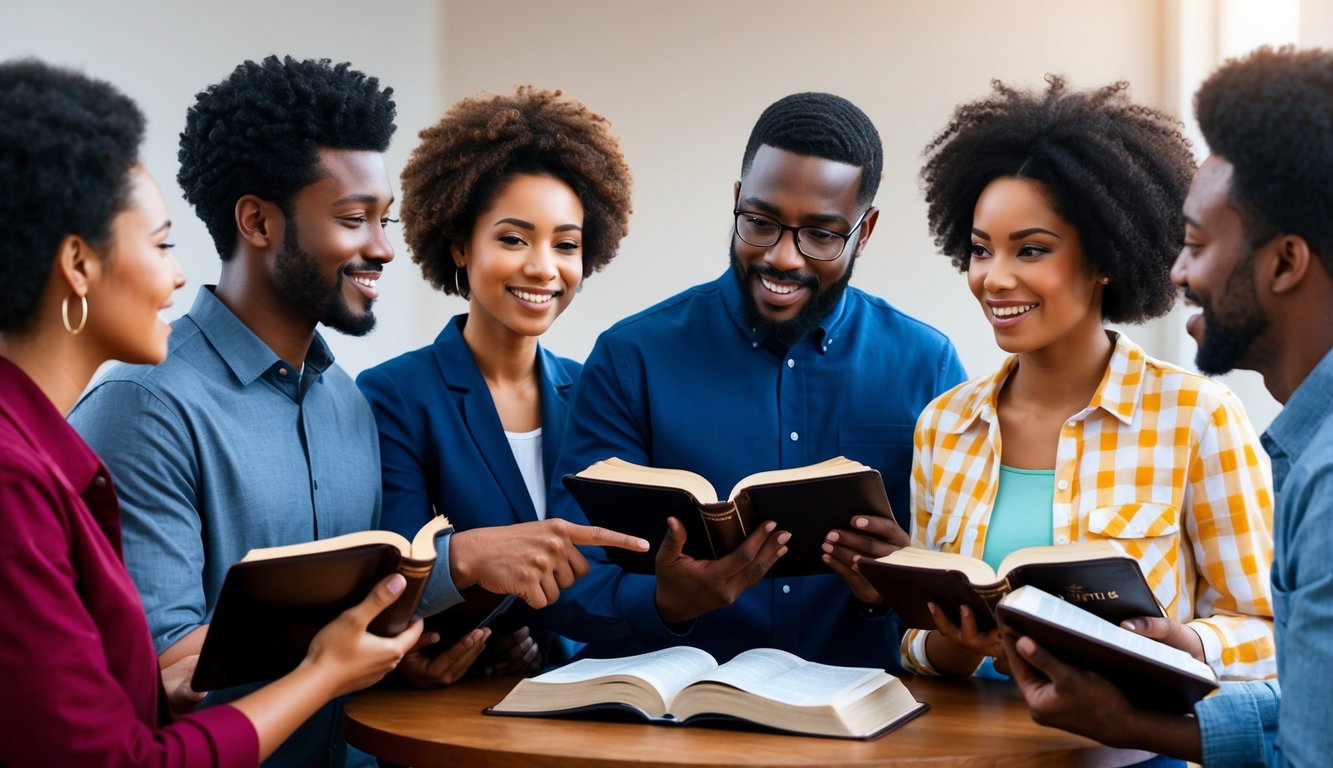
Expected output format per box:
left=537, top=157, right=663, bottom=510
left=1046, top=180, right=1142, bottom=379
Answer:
left=566, top=522, right=650, bottom=551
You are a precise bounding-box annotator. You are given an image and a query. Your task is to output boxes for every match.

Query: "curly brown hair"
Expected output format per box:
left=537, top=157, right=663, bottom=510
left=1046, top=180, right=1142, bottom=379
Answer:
left=400, top=86, right=633, bottom=295
left=920, top=76, right=1195, bottom=324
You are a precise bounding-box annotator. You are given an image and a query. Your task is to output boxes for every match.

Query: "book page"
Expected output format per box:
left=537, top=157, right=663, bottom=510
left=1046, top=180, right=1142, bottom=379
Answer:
left=1002, top=586, right=1215, bottom=680
left=240, top=529, right=409, bottom=562
left=577, top=458, right=719, bottom=504
left=997, top=540, right=1121, bottom=577
left=533, top=646, right=719, bottom=704
left=408, top=515, right=453, bottom=563
left=727, top=457, right=862, bottom=500
left=681, top=648, right=882, bottom=708
left=875, top=547, right=999, bottom=585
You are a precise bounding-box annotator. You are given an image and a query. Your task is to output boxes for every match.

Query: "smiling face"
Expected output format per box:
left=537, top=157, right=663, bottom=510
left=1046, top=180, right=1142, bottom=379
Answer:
left=456, top=173, right=584, bottom=341
left=1171, top=156, right=1270, bottom=375
left=730, top=145, right=874, bottom=346
left=274, top=148, right=395, bottom=336
left=87, top=165, right=186, bottom=364
left=967, top=177, right=1104, bottom=355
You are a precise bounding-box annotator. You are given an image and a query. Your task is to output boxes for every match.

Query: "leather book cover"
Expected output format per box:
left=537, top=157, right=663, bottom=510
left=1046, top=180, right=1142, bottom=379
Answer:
left=1007, top=557, right=1162, bottom=626
left=562, top=475, right=716, bottom=573
left=193, top=543, right=409, bottom=691
left=858, top=561, right=1001, bottom=630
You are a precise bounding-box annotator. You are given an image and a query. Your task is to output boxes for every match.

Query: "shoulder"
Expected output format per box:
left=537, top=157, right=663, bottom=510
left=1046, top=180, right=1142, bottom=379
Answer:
left=842, top=288, right=957, bottom=352
left=539, top=347, right=583, bottom=382
left=598, top=281, right=721, bottom=345
left=1138, top=352, right=1250, bottom=418
left=916, top=373, right=991, bottom=434
left=359, top=343, right=438, bottom=387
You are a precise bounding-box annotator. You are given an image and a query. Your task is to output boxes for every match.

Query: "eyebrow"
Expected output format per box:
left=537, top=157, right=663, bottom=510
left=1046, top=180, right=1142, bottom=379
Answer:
left=1183, top=214, right=1204, bottom=230
left=151, top=220, right=172, bottom=236
left=492, top=218, right=582, bottom=233
left=1009, top=227, right=1060, bottom=240
left=740, top=196, right=850, bottom=228
left=332, top=194, right=393, bottom=206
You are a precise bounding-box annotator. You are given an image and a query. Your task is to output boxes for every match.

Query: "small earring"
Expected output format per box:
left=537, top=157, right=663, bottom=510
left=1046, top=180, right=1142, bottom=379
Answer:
left=62, top=293, right=88, bottom=336
left=453, top=267, right=469, bottom=299
left=1099, top=276, right=1111, bottom=285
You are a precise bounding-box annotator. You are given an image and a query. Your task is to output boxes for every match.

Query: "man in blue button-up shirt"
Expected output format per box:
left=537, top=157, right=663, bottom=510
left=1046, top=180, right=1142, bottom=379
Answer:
left=1002, top=47, right=1333, bottom=766
left=548, top=92, right=967, bottom=670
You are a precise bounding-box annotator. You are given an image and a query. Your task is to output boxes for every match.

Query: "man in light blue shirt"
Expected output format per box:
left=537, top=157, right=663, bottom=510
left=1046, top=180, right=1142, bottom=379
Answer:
left=1002, top=46, right=1333, bottom=766
left=72, top=56, right=644, bottom=767
left=547, top=93, right=967, bottom=669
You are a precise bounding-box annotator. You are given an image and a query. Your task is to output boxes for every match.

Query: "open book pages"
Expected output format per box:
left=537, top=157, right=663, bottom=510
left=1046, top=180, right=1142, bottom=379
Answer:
left=878, top=540, right=1123, bottom=585
left=240, top=514, right=451, bottom=564
left=576, top=456, right=867, bottom=504
left=1001, top=586, right=1215, bottom=682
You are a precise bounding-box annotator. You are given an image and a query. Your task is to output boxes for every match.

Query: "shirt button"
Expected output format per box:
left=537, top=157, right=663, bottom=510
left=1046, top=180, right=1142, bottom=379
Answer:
left=786, top=358, right=795, bottom=368
left=278, top=367, right=289, bottom=377
left=93, top=475, right=107, bottom=489
left=1056, top=479, right=1069, bottom=491
left=782, top=585, right=791, bottom=594
left=1056, top=535, right=1069, bottom=544
left=790, top=432, right=799, bottom=442
left=751, top=341, right=759, bottom=349
left=1066, top=420, right=1076, bottom=428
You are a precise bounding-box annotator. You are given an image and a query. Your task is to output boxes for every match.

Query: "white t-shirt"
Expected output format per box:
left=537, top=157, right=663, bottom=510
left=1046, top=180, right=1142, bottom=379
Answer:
left=504, top=427, right=546, bottom=520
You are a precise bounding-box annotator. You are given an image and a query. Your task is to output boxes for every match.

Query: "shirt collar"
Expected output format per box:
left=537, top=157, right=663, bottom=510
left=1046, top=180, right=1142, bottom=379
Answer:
left=1264, top=345, right=1333, bottom=466
left=945, top=330, right=1143, bottom=434
left=186, top=286, right=335, bottom=385
left=0, top=357, right=103, bottom=492
left=716, top=269, right=853, bottom=355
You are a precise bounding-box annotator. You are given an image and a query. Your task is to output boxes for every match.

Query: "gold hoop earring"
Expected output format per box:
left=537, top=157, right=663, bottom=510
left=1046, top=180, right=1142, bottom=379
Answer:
left=62, top=293, right=88, bottom=336
left=454, top=267, right=469, bottom=299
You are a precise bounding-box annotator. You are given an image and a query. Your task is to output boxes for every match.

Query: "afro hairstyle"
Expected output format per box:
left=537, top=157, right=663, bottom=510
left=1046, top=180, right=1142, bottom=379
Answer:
left=0, top=58, right=145, bottom=332
left=177, top=55, right=396, bottom=260
left=399, top=86, right=633, bottom=295
left=1196, top=45, right=1333, bottom=270
left=920, top=76, right=1196, bottom=324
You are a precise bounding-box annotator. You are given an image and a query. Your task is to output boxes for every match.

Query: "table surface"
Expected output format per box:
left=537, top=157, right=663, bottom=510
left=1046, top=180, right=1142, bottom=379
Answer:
left=344, top=673, right=1153, bottom=767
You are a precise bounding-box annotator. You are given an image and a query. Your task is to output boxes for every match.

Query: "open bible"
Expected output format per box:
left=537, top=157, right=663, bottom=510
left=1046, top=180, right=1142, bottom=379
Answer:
left=563, top=456, right=893, bottom=577
left=858, top=540, right=1162, bottom=631
left=192, top=515, right=452, bottom=691
left=997, top=585, right=1218, bottom=712
left=486, top=646, right=927, bottom=740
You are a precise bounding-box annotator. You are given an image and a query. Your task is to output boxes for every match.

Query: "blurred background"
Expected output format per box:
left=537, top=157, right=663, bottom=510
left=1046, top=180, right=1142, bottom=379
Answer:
left=4, top=0, right=1331, bottom=431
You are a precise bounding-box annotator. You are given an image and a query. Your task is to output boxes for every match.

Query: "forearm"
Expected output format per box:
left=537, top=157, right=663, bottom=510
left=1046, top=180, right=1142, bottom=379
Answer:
left=923, top=630, right=986, bottom=676
left=229, top=661, right=339, bottom=762
left=157, top=625, right=207, bottom=669
left=1103, top=708, right=1201, bottom=762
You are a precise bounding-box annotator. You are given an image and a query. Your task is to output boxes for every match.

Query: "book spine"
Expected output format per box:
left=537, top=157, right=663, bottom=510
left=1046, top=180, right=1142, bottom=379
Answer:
left=368, top=560, right=432, bottom=636
left=698, top=500, right=746, bottom=557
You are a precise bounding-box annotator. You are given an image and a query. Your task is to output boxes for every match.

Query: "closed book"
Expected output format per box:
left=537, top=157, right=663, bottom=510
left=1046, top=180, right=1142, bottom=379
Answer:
left=997, top=585, right=1218, bottom=712
left=563, top=456, right=894, bottom=577
left=858, top=541, right=1162, bottom=631
left=192, top=515, right=451, bottom=691
left=486, top=646, right=928, bottom=740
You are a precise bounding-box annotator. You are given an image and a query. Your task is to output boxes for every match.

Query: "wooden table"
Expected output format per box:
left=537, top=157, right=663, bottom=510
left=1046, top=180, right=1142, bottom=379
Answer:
left=345, top=674, right=1151, bottom=767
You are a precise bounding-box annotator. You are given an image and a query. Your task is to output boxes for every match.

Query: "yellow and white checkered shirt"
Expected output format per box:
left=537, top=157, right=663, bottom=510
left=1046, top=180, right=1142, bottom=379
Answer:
left=902, top=333, right=1275, bottom=680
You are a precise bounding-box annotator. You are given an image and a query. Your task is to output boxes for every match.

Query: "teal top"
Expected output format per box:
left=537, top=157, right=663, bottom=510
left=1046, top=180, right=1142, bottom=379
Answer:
left=981, top=465, right=1056, bottom=570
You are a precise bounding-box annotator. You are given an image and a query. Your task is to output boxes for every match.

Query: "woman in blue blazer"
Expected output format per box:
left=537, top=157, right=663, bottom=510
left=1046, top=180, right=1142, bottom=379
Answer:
left=358, top=87, right=633, bottom=685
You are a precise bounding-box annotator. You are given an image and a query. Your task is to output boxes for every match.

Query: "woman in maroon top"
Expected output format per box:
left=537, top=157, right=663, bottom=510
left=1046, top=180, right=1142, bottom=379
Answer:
left=0, top=60, right=423, bottom=767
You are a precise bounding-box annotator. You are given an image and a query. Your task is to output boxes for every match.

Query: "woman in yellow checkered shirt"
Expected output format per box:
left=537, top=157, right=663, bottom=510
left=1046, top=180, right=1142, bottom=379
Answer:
left=904, top=76, right=1276, bottom=682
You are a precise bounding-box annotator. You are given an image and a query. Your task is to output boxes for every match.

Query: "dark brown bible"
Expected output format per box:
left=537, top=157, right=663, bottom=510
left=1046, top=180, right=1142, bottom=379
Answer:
left=563, top=456, right=894, bottom=577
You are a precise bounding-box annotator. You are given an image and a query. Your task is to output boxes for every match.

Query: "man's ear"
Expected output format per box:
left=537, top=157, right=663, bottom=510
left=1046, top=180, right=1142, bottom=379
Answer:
left=852, top=207, right=880, bottom=258
left=1270, top=234, right=1313, bottom=295
left=236, top=195, right=282, bottom=250
left=733, top=181, right=741, bottom=206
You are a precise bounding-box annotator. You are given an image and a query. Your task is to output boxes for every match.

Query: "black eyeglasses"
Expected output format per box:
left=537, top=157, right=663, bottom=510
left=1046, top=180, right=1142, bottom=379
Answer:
left=732, top=207, right=869, bottom=261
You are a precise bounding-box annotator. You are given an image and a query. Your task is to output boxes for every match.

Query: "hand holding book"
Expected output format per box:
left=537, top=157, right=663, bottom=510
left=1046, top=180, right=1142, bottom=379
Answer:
left=654, top=517, right=792, bottom=624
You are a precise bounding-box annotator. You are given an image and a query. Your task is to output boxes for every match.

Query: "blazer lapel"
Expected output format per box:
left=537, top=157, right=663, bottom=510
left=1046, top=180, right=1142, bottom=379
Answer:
left=537, top=347, right=576, bottom=488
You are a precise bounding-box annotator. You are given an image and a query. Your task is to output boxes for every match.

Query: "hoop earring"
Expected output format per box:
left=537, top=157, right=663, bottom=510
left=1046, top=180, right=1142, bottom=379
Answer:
left=62, top=293, right=88, bottom=336
left=454, top=267, right=470, bottom=299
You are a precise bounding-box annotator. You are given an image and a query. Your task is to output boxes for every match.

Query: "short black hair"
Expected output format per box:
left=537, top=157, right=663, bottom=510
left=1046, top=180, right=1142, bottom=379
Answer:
left=920, top=76, right=1196, bottom=324
left=0, top=58, right=145, bottom=333
left=1196, top=46, right=1333, bottom=271
left=177, top=55, right=397, bottom=260
left=400, top=86, right=633, bottom=295
left=741, top=92, right=883, bottom=206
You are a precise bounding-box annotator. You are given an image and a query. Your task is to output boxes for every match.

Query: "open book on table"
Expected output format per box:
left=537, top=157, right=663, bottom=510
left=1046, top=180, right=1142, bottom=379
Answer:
left=858, top=540, right=1162, bottom=632
left=563, top=456, right=894, bottom=577
left=997, top=585, right=1218, bottom=712
left=193, top=515, right=452, bottom=691
left=486, top=646, right=927, bottom=740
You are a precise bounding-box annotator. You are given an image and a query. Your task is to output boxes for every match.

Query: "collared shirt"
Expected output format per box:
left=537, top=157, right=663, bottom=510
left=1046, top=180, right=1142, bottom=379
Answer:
left=70, top=286, right=459, bottom=768
left=547, top=271, right=967, bottom=669
left=1196, top=346, right=1333, bottom=767
left=0, top=358, right=258, bottom=767
left=904, top=333, right=1275, bottom=680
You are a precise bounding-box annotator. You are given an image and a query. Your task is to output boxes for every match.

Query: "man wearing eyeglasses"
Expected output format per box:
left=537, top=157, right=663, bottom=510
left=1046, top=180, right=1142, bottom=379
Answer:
left=547, top=92, right=966, bottom=669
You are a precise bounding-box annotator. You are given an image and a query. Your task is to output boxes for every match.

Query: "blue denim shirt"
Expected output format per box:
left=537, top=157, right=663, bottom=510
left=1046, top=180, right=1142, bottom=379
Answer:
left=547, top=272, right=966, bottom=669
left=70, top=286, right=461, bottom=767
left=1194, top=347, right=1333, bottom=766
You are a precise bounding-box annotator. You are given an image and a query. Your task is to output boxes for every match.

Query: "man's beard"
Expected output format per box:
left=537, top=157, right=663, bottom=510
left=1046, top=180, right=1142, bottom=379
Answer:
left=1191, top=247, right=1268, bottom=376
left=730, top=242, right=855, bottom=349
left=273, top=219, right=377, bottom=337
